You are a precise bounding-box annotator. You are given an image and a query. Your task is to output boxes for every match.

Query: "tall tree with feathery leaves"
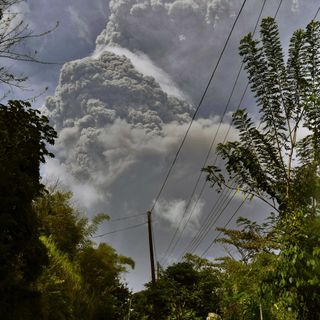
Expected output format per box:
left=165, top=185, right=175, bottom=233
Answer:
left=204, top=17, right=320, bottom=319
left=204, top=17, right=320, bottom=216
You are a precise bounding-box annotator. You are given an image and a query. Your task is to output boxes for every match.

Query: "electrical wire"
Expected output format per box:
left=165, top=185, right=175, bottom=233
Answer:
left=149, top=0, right=248, bottom=214
left=200, top=195, right=247, bottom=257
left=314, top=6, right=320, bottom=20
left=194, top=0, right=290, bottom=258
left=108, top=212, right=146, bottom=222
left=172, top=0, right=284, bottom=261
left=175, top=81, right=250, bottom=261
left=160, top=0, right=267, bottom=264
left=161, top=62, right=246, bottom=261
left=92, top=221, right=148, bottom=238
left=198, top=1, right=320, bottom=259
left=185, top=188, right=236, bottom=256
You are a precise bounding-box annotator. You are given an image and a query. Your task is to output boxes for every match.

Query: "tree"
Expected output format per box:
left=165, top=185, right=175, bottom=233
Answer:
left=0, top=100, right=56, bottom=318
left=34, top=190, right=92, bottom=258
left=77, top=243, right=134, bottom=320
left=204, top=17, right=320, bottom=216
left=215, top=215, right=279, bottom=264
left=213, top=217, right=278, bottom=320
left=203, top=17, right=320, bottom=319
left=131, top=254, right=221, bottom=320
left=33, top=188, right=134, bottom=320
left=211, top=213, right=320, bottom=320
left=271, top=211, right=320, bottom=319
left=0, top=0, right=58, bottom=95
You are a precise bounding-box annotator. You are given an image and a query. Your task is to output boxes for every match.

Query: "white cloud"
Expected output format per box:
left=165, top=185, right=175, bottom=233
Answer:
left=155, top=197, right=205, bottom=231
left=42, top=158, right=105, bottom=211
left=92, top=45, right=189, bottom=101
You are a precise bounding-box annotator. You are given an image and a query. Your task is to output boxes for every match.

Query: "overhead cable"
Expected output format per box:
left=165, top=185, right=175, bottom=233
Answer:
left=160, top=0, right=267, bottom=264
left=109, top=212, right=146, bottom=222
left=175, top=0, right=285, bottom=261
left=200, top=196, right=247, bottom=257
left=149, top=0, right=248, bottom=214
left=93, top=221, right=147, bottom=238
left=198, top=1, right=320, bottom=259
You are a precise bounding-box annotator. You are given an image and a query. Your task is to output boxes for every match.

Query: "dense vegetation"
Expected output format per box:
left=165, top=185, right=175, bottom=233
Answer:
left=0, top=2, right=319, bottom=319
left=0, top=100, right=133, bottom=319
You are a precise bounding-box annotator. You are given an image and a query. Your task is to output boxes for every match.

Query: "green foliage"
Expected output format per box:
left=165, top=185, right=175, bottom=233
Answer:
left=0, top=100, right=132, bottom=319
left=215, top=215, right=279, bottom=264
left=77, top=243, right=134, bottom=319
left=33, top=189, right=134, bottom=320
left=0, top=100, right=56, bottom=319
left=214, top=217, right=278, bottom=320
left=204, top=18, right=320, bottom=215
left=37, top=235, right=84, bottom=320
left=132, top=255, right=221, bottom=320
left=35, top=190, right=89, bottom=258
left=272, top=213, right=320, bottom=319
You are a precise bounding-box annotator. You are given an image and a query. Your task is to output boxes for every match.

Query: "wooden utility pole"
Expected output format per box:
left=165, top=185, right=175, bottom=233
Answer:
left=147, top=211, right=156, bottom=285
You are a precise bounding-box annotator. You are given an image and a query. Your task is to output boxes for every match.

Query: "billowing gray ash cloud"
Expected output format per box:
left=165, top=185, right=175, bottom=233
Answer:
left=47, top=51, right=191, bottom=132
left=94, top=0, right=306, bottom=108
left=44, top=0, right=244, bottom=213
left=45, top=48, right=235, bottom=218
left=45, top=51, right=194, bottom=191
left=96, top=0, right=239, bottom=104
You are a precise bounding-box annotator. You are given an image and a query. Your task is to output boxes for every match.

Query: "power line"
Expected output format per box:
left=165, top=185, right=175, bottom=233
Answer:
left=160, top=0, right=267, bottom=264
left=161, top=64, right=245, bottom=261
left=149, top=0, right=248, bottom=214
left=200, top=196, right=247, bottom=257
left=174, top=83, right=250, bottom=261
left=160, top=179, right=208, bottom=264
left=92, top=221, right=147, bottom=238
left=172, top=0, right=284, bottom=262
left=199, top=1, right=320, bottom=259
left=186, top=0, right=320, bottom=261
left=185, top=188, right=235, bottom=257
left=177, top=81, right=251, bottom=259
left=108, top=212, right=145, bottom=222
left=314, top=6, right=320, bottom=20
left=197, top=0, right=294, bottom=258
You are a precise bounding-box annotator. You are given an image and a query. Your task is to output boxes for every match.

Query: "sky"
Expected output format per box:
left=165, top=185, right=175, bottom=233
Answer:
left=3, top=0, right=320, bottom=291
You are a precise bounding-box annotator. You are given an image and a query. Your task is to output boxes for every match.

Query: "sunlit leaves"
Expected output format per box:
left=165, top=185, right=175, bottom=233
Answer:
left=205, top=18, right=320, bottom=216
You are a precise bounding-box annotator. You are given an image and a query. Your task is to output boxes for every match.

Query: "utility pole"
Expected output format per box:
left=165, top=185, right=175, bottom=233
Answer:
left=147, top=211, right=156, bottom=285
